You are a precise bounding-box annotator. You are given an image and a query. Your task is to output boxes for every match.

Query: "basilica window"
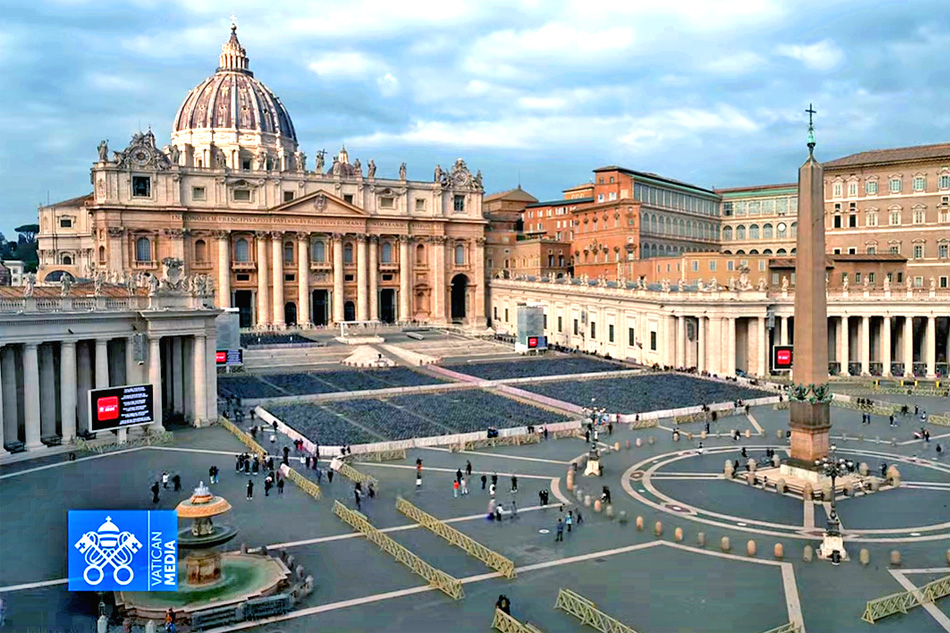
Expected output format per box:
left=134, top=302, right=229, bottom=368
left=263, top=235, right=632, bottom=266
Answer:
left=312, top=241, right=326, bottom=263
left=62, top=254, right=73, bottom=265
left=415, top=199, right=426, bottom=212
left=98, top=246, right=106, bottom=264
left=59, top=217, right=72, bottom=228
left=453, top=195, right=465, bottom=212
left=192, top=186, right=206, bottom=201
left=343, top=194, right=354, bottom=204
left=194, top=239, right=207, bottom=263
left=379, top=196, right=395, bottom=209
left=749, top=224, right=760, bottom=240
left=135, top=237, right=152, bottom=263
left=283, top=191, right=294, bottom=203
left=235, top=238, right=250, bottom=262
left=284, top=241, right=294, bottom=263
left=381, top=241, right=393, bottom=264
left=132, top=176, right=151, bottom=198
left=344, top=243, right=354, bottom=264
left=417, top=244, right=426, bottom=265
left=233, top=189, right=251, bottom=202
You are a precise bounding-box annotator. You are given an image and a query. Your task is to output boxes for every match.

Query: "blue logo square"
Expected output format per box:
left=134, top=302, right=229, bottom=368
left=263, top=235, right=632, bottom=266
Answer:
left=68, top=510, right=178, bottom=591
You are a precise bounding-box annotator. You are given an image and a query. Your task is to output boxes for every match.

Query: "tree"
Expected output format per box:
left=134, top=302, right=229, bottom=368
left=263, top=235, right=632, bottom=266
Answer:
left=14, top=224, right=39, bottom=244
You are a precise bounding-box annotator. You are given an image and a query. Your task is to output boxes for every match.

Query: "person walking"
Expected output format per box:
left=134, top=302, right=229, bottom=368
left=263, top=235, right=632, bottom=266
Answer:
left=456, top=468, right=463, bottom=484
left=489, top=483, right=496, bottom=498
left=491, top=473, right=498, bottom=486
left=510, top=499, right=518, bottom=520
left=575, top=508, right=584, bottom=525
left=161, top=471, right=169, bottom=489
left=208, top=466, right=215, bottom=484
left=252, top=457, right=260, bottom=476
left=566, top=511, right=573, bottom=533
left=327, top=469, right=334, bottom=484
left=264, top=476, right=272, bottom=497
left=556, top=518, right=564, bottom=541
left=246, top=479, right=254, bottom=500
left=150, top=481, right=160, bottom=504
left=487, top=498, right=496, bottom=520
left=277, top=477, right=285, bottom=496
left=171, top=474, right=181, bottom=492
left=235, top=454, right=242, bottom=472
left=461, top=477, right=468, bottom=495
left=510, top=475, right=518, bottom=493
left=453, top=479, right=460, bottom=498
left=465, top=460, right=472, bottom=477
left=481, top=474, right=487, bottom=490
left=354, top=487, right=362, bottom=511
left=494, top=503, right=503, bottom=523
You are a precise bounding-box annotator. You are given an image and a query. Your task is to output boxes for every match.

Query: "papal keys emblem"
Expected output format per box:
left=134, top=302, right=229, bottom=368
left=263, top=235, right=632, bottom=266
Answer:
left=74, top=516, right=143, bottom=585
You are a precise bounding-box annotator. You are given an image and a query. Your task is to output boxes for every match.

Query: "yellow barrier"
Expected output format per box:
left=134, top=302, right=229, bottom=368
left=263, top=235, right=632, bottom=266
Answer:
left=352, top=448, right=408, bottom=463
left=862, top=574, right=950, bottom=624
left=397, top=497, right=516, bottom=578
left=760, top=623, right=801, bottom=633
left=332, top=501, right=463, bottom=599
left=461, top=433, right=541, bottom=451
left=336, top=461, right=380, bottom=489
left=218, top=417, right=268, bottom=460
left=492, top=608, right=545, bottom=633
left=281, top=465, right=322, bottom=500
left=554, top=588, right=639, bottom=633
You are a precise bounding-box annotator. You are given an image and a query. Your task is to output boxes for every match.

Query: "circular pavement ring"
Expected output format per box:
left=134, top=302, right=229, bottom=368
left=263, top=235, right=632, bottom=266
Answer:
left=621, top=445, right=950, bottom=543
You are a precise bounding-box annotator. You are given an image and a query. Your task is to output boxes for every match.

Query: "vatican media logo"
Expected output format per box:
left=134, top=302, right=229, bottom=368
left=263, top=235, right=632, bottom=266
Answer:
left=68, top=510, right=178, bottom=592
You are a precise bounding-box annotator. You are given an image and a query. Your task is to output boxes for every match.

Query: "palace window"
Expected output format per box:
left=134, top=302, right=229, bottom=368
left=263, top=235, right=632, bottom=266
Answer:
left=749, top=224, right=760, bottom=240
left=763, top=223, right=774, bottom=239
left=890, top=210, right=901, bottom=225
left=833, top=182, right=843, bottom=198
left=913, top=175, right=926, bottom=192
left=722, top=226, right=733, bottom=240
left=192, top=186, right=206, bottom=201
left=233, top=189, right=251, bottom=202
left=135, top=237, right=152, bottom=262
left=194, top=239, right=207, bottom=263
left=849, top=214, right=857, bottom=228
left=381, top=242, right=393, bottom=264
left=866, top=179, right=878, bottom=195
left=889, top=177, right=902, bottom=193
left=776, top=222, right=787, bottom=239
left=723, top=202, right=733, bottom=216
left=344, top=243, right=354, bottom=264
left=379, top=196, right=395, bottom=209
left=132, top=176, right=151, bottom=197
left=867, top=211, right=878, bottom=226
left=833, top=215, right=842, bottom=228
left=735, top=225, right=746, bottom=240
left=914, top=244, right=924, bottom=259
left=847, top=181, right=858, bottom=197
left=284, top=241, right=294, bottom=263
left=939, top=174, right=950, bottom=189
left=890, top=245, right=901, bottom=255
left=235, top=238, right=250, bottom=262
left=939, top=244, right=948, bottom=259
left=59, top=217, right=72, bottom=228
left=453, top=195, right=465, bottom=212
left=415, top=199, right=426, bottom=212
left=867, top=246, right=876, bottom=255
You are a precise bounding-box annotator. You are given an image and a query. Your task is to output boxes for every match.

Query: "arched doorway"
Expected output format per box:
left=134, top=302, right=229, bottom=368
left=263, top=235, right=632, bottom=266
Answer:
left=284, top=302, right=297, bottom=326
left=344, top=301, right=356, bottom=322
left=312, top=289, right=329, bottom=326
left=379, top=289, right=396, bottom=323
left=450, top=274, right=468, bottom=322
left=234, top=290, right=253, bottom=328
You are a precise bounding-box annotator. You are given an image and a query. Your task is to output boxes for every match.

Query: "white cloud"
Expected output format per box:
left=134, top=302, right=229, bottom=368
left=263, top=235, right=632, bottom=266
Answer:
left=517, top=96, right=568, bottom=111
left=376, top=72, right=399, bottom=97
left=704, top=51, right=766, bottom=74
left=308, top=52, right=385, bottom=79
left=776, top=39, right=843, bottom=71
left=87, top=73, right=144, bottom=93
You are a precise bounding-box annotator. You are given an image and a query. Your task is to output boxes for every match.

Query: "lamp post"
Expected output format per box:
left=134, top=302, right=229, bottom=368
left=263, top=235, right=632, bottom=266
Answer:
left=815, top=443, right=848, bottom=564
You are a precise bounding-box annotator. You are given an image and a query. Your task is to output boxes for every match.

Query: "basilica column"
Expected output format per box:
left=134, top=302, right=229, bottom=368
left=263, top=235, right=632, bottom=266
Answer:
left=39, top=344, right=57, bottom=439
left=780, top=316, right=789, bottom=345
left=171, top=337, right=183, bottom=414
left=77, top=341, right=92, bottom=434
left=860, top=316, right=870, bottom=376
left=356, top=235, right=369, bottom=321
left=840, top=317, right=850, bottom=376
left=398, top=236, right=411, bottom=322
left=95, top=339, right=110, bottom=390
left=474, top=237, right=486, bottom=325
left=193, top=334, right=207, bottom=426
left=256, top=232, right=270, bottom=327
left=148, top=336, right=164, bottom=432
left=60, top=341, right=77, bottom=443
left=724, top=317, right=736, bottom=376
left=926, top=315, right=936, bottom=377
left=368, top=236, right=378, bottom=321
left=698, top=318, right=707, bottom=373
left=182, top=337, right=193, bottom=421
left=1, top=347, right=17, bottom=448
left=24, top=343, right=42, bottom=450
left=297, top=233, right=310, bottom=327
left=0, top=348, right=6, bottom=455
left=271, top=232, right=285, bottom=327
left=432, top=236, right=446, bottom=323
left=216, top=231, right=231, bottom=308
left=332, top=234, right=345, bottom=323
left=676, top=315, right=686, bottom=368
left=759, top=316, right=769, bottom=376
left=903, top=317, right=914, bottom=377
left=882, top=316, right=892, bottom=377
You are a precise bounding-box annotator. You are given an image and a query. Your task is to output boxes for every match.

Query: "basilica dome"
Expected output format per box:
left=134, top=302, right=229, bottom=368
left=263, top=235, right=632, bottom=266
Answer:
left=171, top=24, right=297, bottom=165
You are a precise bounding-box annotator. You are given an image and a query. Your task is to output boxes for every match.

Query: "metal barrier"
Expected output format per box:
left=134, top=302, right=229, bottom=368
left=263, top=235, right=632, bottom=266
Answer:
left=492, top=608, right=545, bottom=633
left=352, top=448, right=408, bottom=462
left=554, top=588, right=639, bottom=633
left=281, top=464, right=322, bottom=499
left=336, top=461, right=380, bottom=489
left=460, top=433, right=541, bottom=451
left=244, top=593, right=292, bottom=618
left=332, top=500, right=463, bottom=600
left=191, top=604, right=243, bottom=629
left=862, top=574, right=950, bottom=624
left=396, top=497, right=516, bottom=578
left=218, top=416, right=268, bottom=460
left=760, top=622, right=802, bottom=633
left=74, top=430, right=173, bottom=455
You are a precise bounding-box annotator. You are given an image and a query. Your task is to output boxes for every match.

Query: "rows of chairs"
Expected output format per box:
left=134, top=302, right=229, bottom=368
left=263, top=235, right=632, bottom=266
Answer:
left=266, top=403, right=379, bottom=446
left=324, top=399, right=450, bottom=441
left=445, top=356, right=628, bottom=380
left=219, top=368, right=445, bottom=399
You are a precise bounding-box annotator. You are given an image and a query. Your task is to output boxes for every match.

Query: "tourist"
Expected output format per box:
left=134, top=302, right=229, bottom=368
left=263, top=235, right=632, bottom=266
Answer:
left=494, top=504, right=503, bottom=522
left=150, top=481, right=160, bottom=504
left=453, top=479, right=460, bottom=498
left=208, top=466, right=215, bottom=484
left=741, top=447, right=747, bottom=459
left=510, top=499, right=518, bottom=519
left=602, top=486, right=612, bottom=504
left=490, top=483, right=496, bottom=498
left=487, top=498, right=496, bottom=520
left=328, top=469, right=334, bottom=484
left=264, top=476, right=272, bottom=497
left=368, top=483, right=376, bottom=498
left=543, top=426, right=549, bottom=440
left=481, top=474, right=487, bottom=490
left=415, top=475, right=422, bottom=493
left=936, top=444, right=943, bottom=457
left=244, top=457, right=250, bottom=475
left=880, top=462, right=887, bottom=477
left=466, top=460, right=472, bottom=476
left=539, top=489, right=546, bottom=506
left=235, top=454, right=242, bottom=472
left=267, top=457, right=274, bottom=471
left=575, top=508, right=584, bottom=525
left=315, top=468, right=323, bottom=484
left=456, top=468, right=463, bottom=484
left=161, top=471, right=169, bottom=489
left=165, top=608, right=177, bottom=633
left=511, top=475, right=518, bottom=493
left=697, top=441, right=704, bottom=455
left=608, top=421, right=613, bottom=435
left=354, top=487, right=362, bottom=511
left=585, top=429, right=591, bottom=443
left=252, top=457, right=260, bottom=475
left=556, top=518, right=564, bottom=541
left=461, top=477, right=468, bottom=495
left=496, top=594, right=511, bottom=616
left=566, top=510, right=573, bottom=532
left=416, top=458, right=423, bottom=474
left=246, top=479, right=254, bottom=500
left=491, top=473, right=498, bottom=486
left=305, top=455, right=311, bottom=470
left=277, top=477, right=285, bottom=496
left=283, top=446, right=290, bottom=461
left=171, top=474, right=181, bottom=492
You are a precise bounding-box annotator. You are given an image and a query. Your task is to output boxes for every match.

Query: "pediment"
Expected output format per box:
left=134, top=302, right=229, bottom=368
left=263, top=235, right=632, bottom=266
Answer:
left=270, top=190, right=369, bottom=217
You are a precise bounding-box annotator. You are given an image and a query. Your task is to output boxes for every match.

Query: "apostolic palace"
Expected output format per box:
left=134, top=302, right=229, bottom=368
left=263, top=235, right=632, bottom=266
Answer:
left=35, top=24, right=488, bottom=329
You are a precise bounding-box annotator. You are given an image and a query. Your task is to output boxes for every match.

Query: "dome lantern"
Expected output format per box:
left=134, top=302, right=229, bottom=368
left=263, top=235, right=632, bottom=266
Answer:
left=218, top=23, right=250, bottom=75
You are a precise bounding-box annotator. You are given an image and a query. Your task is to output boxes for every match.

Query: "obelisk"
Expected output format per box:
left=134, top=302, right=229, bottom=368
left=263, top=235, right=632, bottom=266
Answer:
left=788, top=105, right=831, bottom=463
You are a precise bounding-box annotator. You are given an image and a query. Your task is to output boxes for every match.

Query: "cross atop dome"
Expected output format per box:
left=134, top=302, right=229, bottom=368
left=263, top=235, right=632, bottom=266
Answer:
left=218, top=21, right=250, bottom=74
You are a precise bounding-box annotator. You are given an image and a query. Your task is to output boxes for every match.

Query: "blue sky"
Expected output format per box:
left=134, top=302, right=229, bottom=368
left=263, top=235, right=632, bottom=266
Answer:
left=2, top=0, right=948, bottom=236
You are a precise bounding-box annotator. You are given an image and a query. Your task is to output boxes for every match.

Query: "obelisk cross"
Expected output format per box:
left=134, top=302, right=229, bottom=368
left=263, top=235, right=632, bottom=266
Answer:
left=806, top=103, right=817, bottom=153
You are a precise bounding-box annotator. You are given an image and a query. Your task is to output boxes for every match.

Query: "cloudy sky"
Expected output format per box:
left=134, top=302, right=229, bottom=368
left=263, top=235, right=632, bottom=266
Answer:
left=2, top=0, right=948, bottom=235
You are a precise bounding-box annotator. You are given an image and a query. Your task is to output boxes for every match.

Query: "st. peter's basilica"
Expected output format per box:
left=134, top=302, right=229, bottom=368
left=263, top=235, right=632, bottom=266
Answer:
left=36, top=24, right=487, bottom=328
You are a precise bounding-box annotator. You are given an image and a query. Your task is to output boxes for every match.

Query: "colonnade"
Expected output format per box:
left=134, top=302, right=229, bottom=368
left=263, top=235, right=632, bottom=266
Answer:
left=831, top=314, right=949, bottom=377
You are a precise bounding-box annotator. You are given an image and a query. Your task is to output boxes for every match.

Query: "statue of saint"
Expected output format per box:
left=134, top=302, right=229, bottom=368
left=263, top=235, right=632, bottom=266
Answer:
left=434, top=164, right=442, bottom=183
left=315, top=149, right=326, bottom=173
left=781, top=276, right=789, bottom=291
left=399, top=162, right=407, bottom=181
left=353, top=158, right=362, bottom=176
left=60, top=274, right=73, bottom=297
left=24, top=273, right=36, bottom=297
left=168, top=145, right=180, bottom=164
left=97, top=140, right=109, bottom=162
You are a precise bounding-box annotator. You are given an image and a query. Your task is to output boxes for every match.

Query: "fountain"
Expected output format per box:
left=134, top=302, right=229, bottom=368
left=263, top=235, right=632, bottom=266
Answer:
left=115, top=483, right=293, bottom=623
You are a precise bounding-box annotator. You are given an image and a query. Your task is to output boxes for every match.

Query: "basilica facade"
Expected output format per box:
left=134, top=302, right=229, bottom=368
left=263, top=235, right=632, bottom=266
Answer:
left=37, top=25, right=487, bottom=328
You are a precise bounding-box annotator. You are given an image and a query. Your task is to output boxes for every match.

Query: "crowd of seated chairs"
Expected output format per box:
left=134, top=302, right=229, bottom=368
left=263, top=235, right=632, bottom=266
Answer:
left=217, top=375, right=286, bottom=400
left=445, top=356, right=630, bottom=381
left=218, top=368, right=445, bottom=400
left=323, top=399, right=450, bottom=441
left=240, top=332, right=322, bottom=347
left=265, top=403, right=379, bottom=446
left=522, top=374, right=771, bottom=413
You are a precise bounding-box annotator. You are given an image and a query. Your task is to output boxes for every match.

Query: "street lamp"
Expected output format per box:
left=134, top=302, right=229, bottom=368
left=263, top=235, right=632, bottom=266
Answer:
left=815, top=443, right=848, bottom=565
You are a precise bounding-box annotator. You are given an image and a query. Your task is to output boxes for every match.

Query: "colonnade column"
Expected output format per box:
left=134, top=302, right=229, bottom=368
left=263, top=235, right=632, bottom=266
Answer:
left=61, top=341, right=77, bottom=443
left=95, top=338, right=121, bottom=441
left=759, top=316, right=769, bottom=377
left=840, top=317, right=850, bottom=375
left=697, top=317, right=706, bottom=373
left=676, top=316, right=686, bottom=368
left=271, top=232, right=285, bottom=327
left=216, top=231, right=230, bottom=308
left=171, top=337, right=183, bottom=414
left=903, top=317, right=914, bottom=377
left=0, top=350, right=6, bottom=455
left=332, top=233, right=344, bottom=323
left=725, top=317, right=736, bottom=376
left=368, top=236, right=378, bottom=321
left=356, top=235, right=368, bottom=322
left=23, top=343, right=42, bottom=450
left=1, top=347, right=17, bottom=449
left=780, top=316, right=789, bottom=346
left=882, top=317, right=892, bottom=377
left=77, top=341, right=92, bottom=434
left=193, top=334, right=207, bottom=426
left=926, top=316, right=936, bottom=377
left=40, top=344, right=57, bottom=439
left=256, top=232, right=270, bottom=327
left=433, top=237, right=446, bottom=323
left=297, top=233, right=310, bottom=327
left=398, top=236, right=411, bottom=322
left=148, top=336, right=164, bottom=432
left=860, top=316, right=870, bottom=376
